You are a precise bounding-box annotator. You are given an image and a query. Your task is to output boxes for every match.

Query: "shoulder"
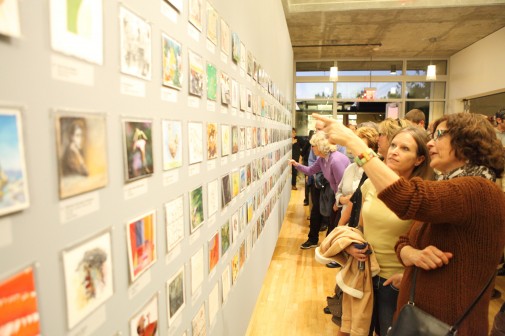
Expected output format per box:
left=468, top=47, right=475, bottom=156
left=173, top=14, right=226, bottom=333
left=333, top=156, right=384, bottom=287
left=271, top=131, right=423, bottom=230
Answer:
left=330, top=150, right=351, bottom=164
left=361, top=179, right=373, bottom=195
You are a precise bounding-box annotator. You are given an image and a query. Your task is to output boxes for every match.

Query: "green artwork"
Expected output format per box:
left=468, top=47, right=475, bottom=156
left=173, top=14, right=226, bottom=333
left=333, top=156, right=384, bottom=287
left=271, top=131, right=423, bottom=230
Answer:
left=190, top=186, right=204, bottom=231
left=67, top=0, right=82, bottom=33
left=207, top=63, right=217, bottom=101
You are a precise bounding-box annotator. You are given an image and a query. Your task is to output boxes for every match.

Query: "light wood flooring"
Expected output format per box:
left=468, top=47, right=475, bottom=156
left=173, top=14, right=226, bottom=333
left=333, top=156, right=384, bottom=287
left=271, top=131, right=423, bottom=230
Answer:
left=246, top=181, right=505, bottom=336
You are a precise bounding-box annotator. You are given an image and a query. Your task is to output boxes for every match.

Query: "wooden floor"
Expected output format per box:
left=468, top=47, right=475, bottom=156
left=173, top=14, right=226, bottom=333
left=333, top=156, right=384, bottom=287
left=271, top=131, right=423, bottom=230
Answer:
left=246, top=180, right=505, bottom=336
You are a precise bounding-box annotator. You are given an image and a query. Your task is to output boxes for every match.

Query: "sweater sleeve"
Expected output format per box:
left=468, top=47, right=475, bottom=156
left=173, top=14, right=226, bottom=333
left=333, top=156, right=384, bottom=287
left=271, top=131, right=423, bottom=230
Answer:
left=377, top=176, right=496, bottom=225
left=295, top=157, right=322, bottom=176
left=330, top=152, right=350, bottom=188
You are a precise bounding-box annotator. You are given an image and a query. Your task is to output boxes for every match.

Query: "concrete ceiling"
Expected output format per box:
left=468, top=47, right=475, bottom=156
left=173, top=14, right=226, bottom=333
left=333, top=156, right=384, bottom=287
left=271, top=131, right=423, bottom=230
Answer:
left=282, top=0, right=505, bottom=64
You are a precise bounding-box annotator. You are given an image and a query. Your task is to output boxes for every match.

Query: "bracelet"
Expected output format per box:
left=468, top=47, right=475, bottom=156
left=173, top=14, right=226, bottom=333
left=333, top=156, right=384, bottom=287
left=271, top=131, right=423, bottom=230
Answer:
left=354, top=148, right=379, bottom=167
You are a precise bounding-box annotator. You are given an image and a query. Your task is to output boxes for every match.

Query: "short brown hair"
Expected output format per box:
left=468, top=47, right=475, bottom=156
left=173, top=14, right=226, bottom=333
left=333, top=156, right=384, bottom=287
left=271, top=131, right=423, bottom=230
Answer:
left=432, top=113, right=505, bottom=178
left=356, top=126, right=379, bottom=152
left=378, top=118, right=412, bottom=143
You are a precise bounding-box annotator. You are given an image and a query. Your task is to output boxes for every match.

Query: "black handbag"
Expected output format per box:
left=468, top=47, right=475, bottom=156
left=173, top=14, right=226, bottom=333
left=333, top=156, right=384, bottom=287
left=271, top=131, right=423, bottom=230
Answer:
left=387, top=267, right=494, bottom=336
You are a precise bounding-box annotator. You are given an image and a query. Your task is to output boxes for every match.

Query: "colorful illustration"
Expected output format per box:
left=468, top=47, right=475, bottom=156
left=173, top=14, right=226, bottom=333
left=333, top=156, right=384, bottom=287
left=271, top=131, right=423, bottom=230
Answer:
left=188, top=50, right=204, bottom=97
left=206, top=3, right=218, bottom=45
left=188, top=0, right=202, bottom=31
left=189, top=186, right=204, bottom=232
left=231, top=251, right=239, bottom=284
left=188, top=122, right=203, bottom=164
left=231, top=32, right=240, bottom=64
left=161, top=120, right=182, bottom=170
left=0, top=266, right=40, bottom=335
left=123, top=120, right=153, bottom=182
left=0, top=107, right=29, bottom=217
left=126, top=211, right=157, bottom=282
left=50, top=0, right=103, bottom=64
left=119, top=6, right=152, bottom=80
left=220, top=18, right=230, bottom=55
left=0, top=0, right=21, bottom=37
left=129, top=295, right=158, bottom=336
left=207, top=123, right=218, bottom=160
left=207, top=179, right=219, bottom=217
left=231, top=170, right=240, bottom=198
left=220, top=72, right=231, bottom=105
left=239, top=242, right=246, bottom=270
left=239, top=166, right=246, bottom=192
left=231, top=211, right=239, bottom=244
left=165, top=196, right=184, bottom=252
left=55, top=112, right=108, bottom=199
left=167, top=267, right=185, bottom=323
left=62, top=230, right=114, bottom=329
left=206, top=63, right=217, bottom=101
left=162, top=33, right=182, bottom=90
left=239, top=127, right=246, bottom=151
left=208, top=232, right=219, bottom=273
left=220, top=221, right=230, bottom=256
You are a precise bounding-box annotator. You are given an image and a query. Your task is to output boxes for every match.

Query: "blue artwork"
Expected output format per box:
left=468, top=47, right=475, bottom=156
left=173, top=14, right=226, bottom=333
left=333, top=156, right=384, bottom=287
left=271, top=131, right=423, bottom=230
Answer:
left=0, top=107, right=29, bottom=216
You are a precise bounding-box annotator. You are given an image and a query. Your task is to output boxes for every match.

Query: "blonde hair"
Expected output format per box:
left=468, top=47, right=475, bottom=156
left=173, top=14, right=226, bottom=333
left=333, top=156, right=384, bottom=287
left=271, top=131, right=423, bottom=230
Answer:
left=378, top=118, right=412, bottom=143
left=310, top=132, right=336, bottom=156
left=356, top=126, right=379, bottom=152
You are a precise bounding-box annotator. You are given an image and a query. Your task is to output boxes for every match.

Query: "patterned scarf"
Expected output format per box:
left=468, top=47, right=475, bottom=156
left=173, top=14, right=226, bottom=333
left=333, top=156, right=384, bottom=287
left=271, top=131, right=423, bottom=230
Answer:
left=436, top=163, right=496, bottom=182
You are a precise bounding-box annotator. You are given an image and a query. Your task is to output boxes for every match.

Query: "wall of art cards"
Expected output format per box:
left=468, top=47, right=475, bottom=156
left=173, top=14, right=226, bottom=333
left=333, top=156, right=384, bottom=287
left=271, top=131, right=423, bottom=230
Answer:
left=0, top=0, right=293, bottom=335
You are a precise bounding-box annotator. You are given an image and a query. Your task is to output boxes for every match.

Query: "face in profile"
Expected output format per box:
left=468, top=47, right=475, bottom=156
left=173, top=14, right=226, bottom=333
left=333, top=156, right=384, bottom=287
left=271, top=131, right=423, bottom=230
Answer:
left=72, top=126, right=84, bottom=149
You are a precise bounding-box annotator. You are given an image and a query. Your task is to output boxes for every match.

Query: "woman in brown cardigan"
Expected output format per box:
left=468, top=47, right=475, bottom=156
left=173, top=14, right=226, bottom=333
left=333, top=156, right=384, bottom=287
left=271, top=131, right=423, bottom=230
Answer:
left=313, top=112, right=505, bottom=335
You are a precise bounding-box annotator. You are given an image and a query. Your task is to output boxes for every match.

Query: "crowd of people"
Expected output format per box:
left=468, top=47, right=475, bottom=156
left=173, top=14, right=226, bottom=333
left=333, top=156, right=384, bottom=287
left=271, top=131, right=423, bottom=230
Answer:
left=289, top=109, right=505, bottom=335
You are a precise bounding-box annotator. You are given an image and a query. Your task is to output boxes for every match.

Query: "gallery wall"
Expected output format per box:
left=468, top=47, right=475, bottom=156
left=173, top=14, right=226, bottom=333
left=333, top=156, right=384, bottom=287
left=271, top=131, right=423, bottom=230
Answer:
left=0, top=0, right=294, bottom=335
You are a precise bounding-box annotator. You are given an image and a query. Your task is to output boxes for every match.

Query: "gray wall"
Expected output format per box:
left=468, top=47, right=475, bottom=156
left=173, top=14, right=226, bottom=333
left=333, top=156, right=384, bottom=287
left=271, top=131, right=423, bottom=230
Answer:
left=0, top=0, right=293, bottom=335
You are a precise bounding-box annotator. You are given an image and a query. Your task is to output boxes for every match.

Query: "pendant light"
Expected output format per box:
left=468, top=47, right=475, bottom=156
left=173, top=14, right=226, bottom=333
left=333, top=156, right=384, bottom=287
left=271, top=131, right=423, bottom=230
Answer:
left=329, top=61, right=338, bottom=81
left=365, top=53, right=376, bottom=100
left=426, top=37, right=437, bottom=81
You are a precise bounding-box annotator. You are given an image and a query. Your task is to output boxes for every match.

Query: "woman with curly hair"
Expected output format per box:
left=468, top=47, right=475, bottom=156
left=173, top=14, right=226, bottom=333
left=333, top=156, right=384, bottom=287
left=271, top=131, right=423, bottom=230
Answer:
left=314, top=112, right=505, bottom=335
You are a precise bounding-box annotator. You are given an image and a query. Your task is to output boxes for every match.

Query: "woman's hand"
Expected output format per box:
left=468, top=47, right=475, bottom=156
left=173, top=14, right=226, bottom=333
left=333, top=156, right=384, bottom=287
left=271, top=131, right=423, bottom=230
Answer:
left=400, top=245, right=453, bottom=270
left=288, top=159, right=298, bottom=166
left=312, top=113, right=361, bottom=148
left=333, top=203, right=338, bottom=211
left=344, top=244, right=369, bottom=262
left=339, top=195, right=351, bottom=205
left=383, top=273, right=403, bottom=288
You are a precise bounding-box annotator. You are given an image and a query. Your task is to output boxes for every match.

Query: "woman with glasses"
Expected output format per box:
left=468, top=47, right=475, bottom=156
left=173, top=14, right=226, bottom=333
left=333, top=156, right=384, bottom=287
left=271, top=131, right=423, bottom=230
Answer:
left=314, top=112, right=505, bottom=335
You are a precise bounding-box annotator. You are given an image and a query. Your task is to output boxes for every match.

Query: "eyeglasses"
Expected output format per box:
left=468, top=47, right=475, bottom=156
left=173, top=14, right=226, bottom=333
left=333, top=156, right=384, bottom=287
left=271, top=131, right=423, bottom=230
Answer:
left=432, top=129, right=448, bottom=141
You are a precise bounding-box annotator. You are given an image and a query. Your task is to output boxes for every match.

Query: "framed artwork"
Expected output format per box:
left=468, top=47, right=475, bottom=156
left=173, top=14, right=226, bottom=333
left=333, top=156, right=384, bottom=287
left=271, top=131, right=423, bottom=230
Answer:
left=246, top=89, right=253, bottom=112
left=231, top=210, right=239, bottom=244
left=49, top=0, right=103, bottom=64
left=122, top=119, right=153, bottom=182
left=0, top=106, right=29, bottom=216
left=220, top=174, right=231, bottom=208
left=189, top=185, right=204, bottom=233
left=246, top=163, right=252, bottom=186
left=231, top=125, right=238, bottom=154
left=0, top=266, right=40, bottom=334
left=55, top=112, right=108, bottom=199
left=207, top=123, right=218, bottom=160
left=208, top=282, right=219, bottom=326
left=247, top=50, right=253, bottom=76
left=167, top=266, right=185, bottom=325
left=220, top=220, right=230, bottom=256
left=192, top=303, right=206, bottom=336
left=119, top=6, right=152, bottom=80
left=161, top=120, right=182, bottom=170
left=246, top=127, right=252, bottom=149
left=129, top=295, right=158, bottom=336
left=165, top=195, right=184, bottom=252
left=231, top=79, right=239, bottom=108
left=239, top=85, right=247, bottom=111
left=191, top=247, right=204, bottom=296
left=221, top=265, right=231, bottom=303
left=207, top=179, right=218, bottom=217
left=220, top=72, right=231, bottom=105
left=220, top=124, right=230, bottom=157
left=253, top=58, right=258, bottom=81
left=164, top=0, right=182, bottom=12
left=231, top=251, right=239, bottom=284
left=188, top=0, right=202, bottom=31
left=126, top=210, right=157, bottom=282
left=188, top=50, right=204, bottom=97
left=188, top=122, right=203, bottom=164
left=239, top=242, right=246, bottom=270
left=206, top=63, right=217, bottom=101
left=239, top=127, right=246, bottom=152
left=162, top=33, right=183, bottom=90
left=239, top=166, right=246, bottom=192
left=0, top=0, right=21, bottom=37
left=239, top=204, right=247, bottom=231
left=62, top=230, right=114, bottom=329
left=208, top=231, right=219, bottom=274
left=252, top=95, right=259, bottom=115
left=231, top=32, right=240, bottom=64
left=220, top=19, right=230, bottom=55
left=206, top=2, right=218, bottom=45
left=240, top=42, right=247, bottom=71
left=247, top=198, right=254, bottom=223
left=231, top=169, right=240, bottom=198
